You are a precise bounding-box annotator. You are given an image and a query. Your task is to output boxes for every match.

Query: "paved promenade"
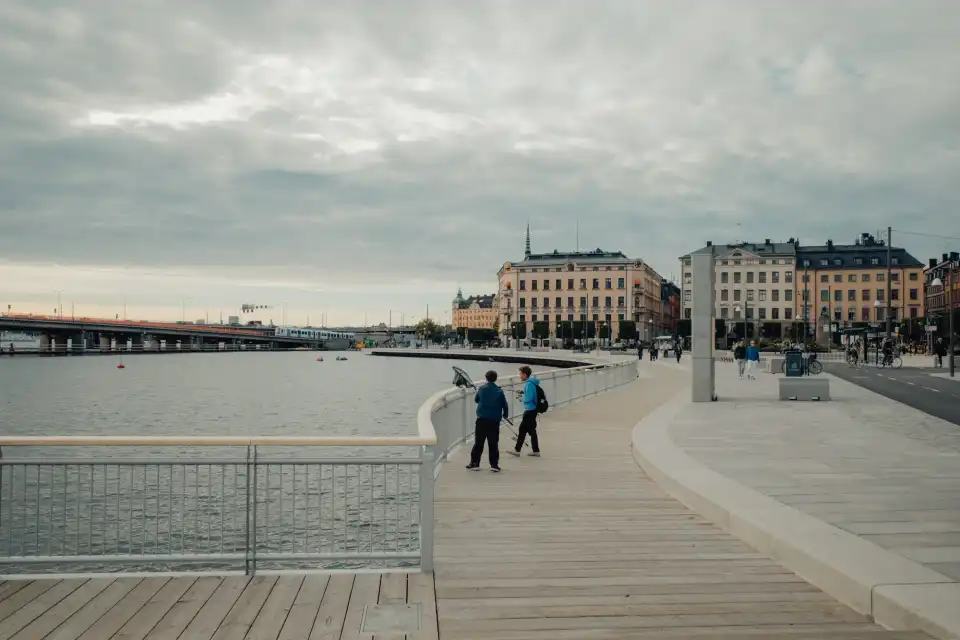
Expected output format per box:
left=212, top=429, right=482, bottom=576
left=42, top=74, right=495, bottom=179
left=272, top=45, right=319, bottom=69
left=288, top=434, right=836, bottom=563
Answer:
left=433, top=364, right=923, bottom=639
left=634, top=360, right=958, bottom=639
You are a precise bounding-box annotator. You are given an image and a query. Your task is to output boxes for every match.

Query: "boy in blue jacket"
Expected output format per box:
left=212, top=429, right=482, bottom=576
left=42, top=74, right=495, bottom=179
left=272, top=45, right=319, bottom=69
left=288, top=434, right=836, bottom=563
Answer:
left=508, top=365, right=542, bottom=457
left=467, top=370, right=509, bottom=472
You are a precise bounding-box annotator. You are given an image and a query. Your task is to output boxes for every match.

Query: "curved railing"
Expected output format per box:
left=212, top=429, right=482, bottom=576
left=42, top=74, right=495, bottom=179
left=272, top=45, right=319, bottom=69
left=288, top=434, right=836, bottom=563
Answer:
left=0, top=356, right=637, bottom=577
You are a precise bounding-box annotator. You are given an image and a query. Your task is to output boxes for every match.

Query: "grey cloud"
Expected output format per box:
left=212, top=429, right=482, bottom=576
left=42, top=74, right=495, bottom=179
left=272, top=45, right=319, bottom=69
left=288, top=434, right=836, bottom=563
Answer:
left=1, top=0, right=959, bottom=291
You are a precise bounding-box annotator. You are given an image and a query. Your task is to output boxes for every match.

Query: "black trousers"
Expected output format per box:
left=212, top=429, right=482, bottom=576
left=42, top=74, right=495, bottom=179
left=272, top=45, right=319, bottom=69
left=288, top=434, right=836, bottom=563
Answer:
left=515, top=410, right=540, bottom=453
left=470, top=418, right=500, bottom=467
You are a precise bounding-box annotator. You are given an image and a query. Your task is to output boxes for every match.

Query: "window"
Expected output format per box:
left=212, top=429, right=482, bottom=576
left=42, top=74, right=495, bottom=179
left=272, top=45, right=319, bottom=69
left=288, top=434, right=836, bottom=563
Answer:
left=721, top=289, right=729, bottom=301
left=802, top=260, right=811, bottom=267
left=617, top=296, right=625, bottom=307
left=834, top=274, right=842, bottom=282
left=605, top=278, right=612, bottom=289
left=772, top=290, right=779, bottom=302
left=683, top=273, right=692, bottom=285
left=733, top=307, right=742, bottom=320
left=734, top=290, right=742, bottom=302
left=909, top=272, right=919, bottom=281
left=909, top=288, right=918, bottom=300
left=862, top=289, right=871, bottom=301
left=592, top=278, right=599, bottom=289
left=870, top=257, right=880, bottom=265
left=683, top=291, right=691, bottom=302
left=820, top=290, right=829, bottom=302
left=531, top=280, right=538, bottom=291
left=877, top=273, right=885, bottom=281
left=891, top=289, right=899, bottom=301
left=543, top=279, right=550, bottom=291
left=892, top=257, right=899, bottom=265
left=785, top=308, right=793, bottom=320
left=555, top=297, right=562, bottom=308
left=567, top=296, right=574, bottom=308
left=531, top=297, right=538, bottom=308
left=579, top=278, right=586, bottom=289
left=862, top=274, right=870, bottom=282
left=592, top=314, right=599, bottom=321
left=848, top=289, right=856, bottom=301
left=834, top=259, right=842, bottom=266
left=519, top=298, right=526, bottom=308
left=785, top=272, right=793, bottom=284
left=834, top=308, right=842, bottom=321
left=759, top=272, right=767, bottom=283
left=848, top=308, right=855, bottom=321
left=579, top=296, right=586, bottom=308
left=747, top=272, right=754, bottom=283
left=734, top=273, right=742, bottom=284
left=848, top=274, right=857, bottom=282
left=604, top=296, right=612, bottom=308
left=820, top=274, right=828, bottom=283
left=592, top=296, right=599, bottom=307
left=832, top=290, right=841, bottom=302
left=802, top=274, right=810, bottom=283
left=759, top=290, right=767, bottom=302
left=519, top=314, right=526, bottom=323
left=618, top=313, right=625, bottom=320
left=877, top=289, right=884, bottom=302
left=720, top=307, right=729, bottom=318
left=772, top=308, right=780, bottom=320
left=759, top=308, right=767, bottom=320
left=772, top=271, right=780, bottom=283
left=785, top=290, right=793, bottom=302
left=891, top=273, right=899, bottom=282
left=721, top=272, right=729, bottom=283
left=746, top=290, right=755, bottom=302
left=862, top=307, right=870, bottom=321
left=520, top=280, right=526, bottom=291
left=556, top=314, right=562, bottom=324
left=618, top=277, right=625, bottom=289
left=555, top=279, right=562, bottom=290
left=746, top=307, right=754, bottom=319
left=910, top=306, right=919, bottom=318
left=684, top=308, right=692, bottom=319
left=568, top=278, right=574, bottom=289
left=820, top=259, right=828, bottom=266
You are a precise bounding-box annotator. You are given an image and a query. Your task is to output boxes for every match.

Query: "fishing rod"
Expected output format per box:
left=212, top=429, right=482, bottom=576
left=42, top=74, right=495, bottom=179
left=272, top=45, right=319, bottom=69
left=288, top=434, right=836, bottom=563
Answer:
left=451, top=366, right=529, bottom=449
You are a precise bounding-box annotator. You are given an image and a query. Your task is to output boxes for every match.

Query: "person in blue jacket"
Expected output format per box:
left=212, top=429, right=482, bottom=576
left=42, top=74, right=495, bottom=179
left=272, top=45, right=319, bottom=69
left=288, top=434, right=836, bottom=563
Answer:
left=508, top=365, right=541, bottom=457
left=467, top=370, right=509, bottom=472
left=746, top=340, right=760, bottom=379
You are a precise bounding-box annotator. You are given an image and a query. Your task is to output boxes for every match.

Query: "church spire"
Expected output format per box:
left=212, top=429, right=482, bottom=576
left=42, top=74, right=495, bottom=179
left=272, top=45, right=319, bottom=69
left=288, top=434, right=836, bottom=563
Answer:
left=524, top=221, right=531, bottom=259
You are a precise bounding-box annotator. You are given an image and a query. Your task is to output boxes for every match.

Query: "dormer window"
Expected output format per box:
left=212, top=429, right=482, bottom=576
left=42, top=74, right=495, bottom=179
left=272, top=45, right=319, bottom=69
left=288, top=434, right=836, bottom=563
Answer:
left=802, top=260, right=811, bottom=267
left=854, top=258, right=863, bottom=265
left=833, top=259, right=842, bottom=266
left=819, top=259, right=828, bottom=266
left=870, top=257, right=880, bottom=265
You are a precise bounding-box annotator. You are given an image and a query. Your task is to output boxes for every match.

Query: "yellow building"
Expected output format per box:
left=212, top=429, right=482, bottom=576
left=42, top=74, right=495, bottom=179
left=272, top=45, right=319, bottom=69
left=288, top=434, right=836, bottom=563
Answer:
left=796, top=234, right=925, bottom=336
left=451, top=289, right=498, bottom=330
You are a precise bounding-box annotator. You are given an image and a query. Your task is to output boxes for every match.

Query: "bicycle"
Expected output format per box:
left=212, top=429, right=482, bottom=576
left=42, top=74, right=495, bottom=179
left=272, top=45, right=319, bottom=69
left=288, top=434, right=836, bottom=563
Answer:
left=878, top=354, right=903, bottom=369
left=779, top=354, right=823, bottom=375
left=846, top=352, right=863, bottom=369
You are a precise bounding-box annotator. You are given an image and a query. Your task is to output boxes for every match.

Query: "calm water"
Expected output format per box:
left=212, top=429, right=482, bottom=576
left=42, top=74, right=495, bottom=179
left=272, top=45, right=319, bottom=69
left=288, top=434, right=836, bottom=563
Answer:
left=0, top=351, right=523, bottom=438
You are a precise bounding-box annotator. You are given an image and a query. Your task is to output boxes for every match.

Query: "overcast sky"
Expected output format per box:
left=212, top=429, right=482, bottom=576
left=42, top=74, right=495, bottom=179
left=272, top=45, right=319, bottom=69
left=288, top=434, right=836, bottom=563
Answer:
left=1, top=1, right=958, bottom=326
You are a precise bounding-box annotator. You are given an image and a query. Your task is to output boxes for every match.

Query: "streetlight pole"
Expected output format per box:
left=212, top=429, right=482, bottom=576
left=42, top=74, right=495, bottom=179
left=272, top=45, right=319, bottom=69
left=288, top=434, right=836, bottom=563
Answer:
left=934, top=265, right=956, bottom=377
left=885, top=226, right=893, bottom=343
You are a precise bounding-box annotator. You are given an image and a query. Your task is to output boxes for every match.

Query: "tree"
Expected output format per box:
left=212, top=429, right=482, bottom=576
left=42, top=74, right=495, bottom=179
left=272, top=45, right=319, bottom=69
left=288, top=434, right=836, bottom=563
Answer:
left=415, top=318, right=439, bottom=339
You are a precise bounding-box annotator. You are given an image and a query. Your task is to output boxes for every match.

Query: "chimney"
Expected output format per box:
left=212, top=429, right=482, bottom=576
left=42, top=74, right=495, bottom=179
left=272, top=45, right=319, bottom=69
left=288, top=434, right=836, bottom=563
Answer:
left=827, top=239, right=834, bottom=251
left=943, top=253, right=949, bottom=262
left=929, top=258, right=938, bottom=269
left=951, top=252, right=959, bottom=262
left=706, top=241, right=712, bottom=247
left=765, top=238, right=771, bottom=245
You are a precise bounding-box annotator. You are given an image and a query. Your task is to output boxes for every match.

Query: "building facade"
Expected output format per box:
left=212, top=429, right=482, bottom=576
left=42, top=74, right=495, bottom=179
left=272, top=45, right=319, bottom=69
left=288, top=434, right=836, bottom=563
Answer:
left=497, top=229, right=664, bottom=342
left=660, top=280, right=681, bottom=334
left=924, top=252, right=960, bottom=330
left=680, top=240, right=798, bottom=340
left=451, top=289, right=498, bottom=330
left=681, top=233, right=925, bottom=343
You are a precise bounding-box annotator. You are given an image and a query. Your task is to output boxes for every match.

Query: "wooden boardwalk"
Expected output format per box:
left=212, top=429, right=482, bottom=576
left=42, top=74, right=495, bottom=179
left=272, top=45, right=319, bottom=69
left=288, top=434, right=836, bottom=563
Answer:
left=0, top=572, right=437, bottom=639
left=432, top=365, right=930, bottom=640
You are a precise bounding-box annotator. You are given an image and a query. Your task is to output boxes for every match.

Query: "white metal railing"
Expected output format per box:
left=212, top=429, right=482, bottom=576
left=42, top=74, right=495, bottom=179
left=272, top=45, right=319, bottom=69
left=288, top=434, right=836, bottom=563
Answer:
left=0, top=357, right=637, bottom=576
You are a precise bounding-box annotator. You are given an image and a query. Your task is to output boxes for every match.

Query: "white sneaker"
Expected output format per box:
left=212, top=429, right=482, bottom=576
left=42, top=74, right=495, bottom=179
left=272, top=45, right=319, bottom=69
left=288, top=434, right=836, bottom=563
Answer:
left=507, top=450, right=520, bottom=457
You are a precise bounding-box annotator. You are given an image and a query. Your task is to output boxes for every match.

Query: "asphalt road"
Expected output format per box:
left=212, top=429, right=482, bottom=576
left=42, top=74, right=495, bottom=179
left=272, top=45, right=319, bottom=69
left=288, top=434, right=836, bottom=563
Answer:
left=825, top=363, right=960, bottom=426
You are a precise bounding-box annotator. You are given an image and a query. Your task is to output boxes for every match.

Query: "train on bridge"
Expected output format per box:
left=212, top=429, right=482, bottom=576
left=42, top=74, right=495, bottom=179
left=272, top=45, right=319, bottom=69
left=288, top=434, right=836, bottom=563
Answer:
left=274, top=326, right=356, bottom=350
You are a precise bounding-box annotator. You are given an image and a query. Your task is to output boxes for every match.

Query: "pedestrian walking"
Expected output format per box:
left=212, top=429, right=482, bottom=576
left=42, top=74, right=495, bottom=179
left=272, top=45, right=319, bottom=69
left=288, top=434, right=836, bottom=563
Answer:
left=734, top=341, right=747, bottom=378
left=466, top=370, right=509, bottom=472
left=508, top=366, right=542, bottom=457
left=637, top=343, right=644, bottom=361
left=934, top=338, right=946, bottom=368
left=674, top=341, right=682, bottom=363
left=746, top=340, right=760, bottom=379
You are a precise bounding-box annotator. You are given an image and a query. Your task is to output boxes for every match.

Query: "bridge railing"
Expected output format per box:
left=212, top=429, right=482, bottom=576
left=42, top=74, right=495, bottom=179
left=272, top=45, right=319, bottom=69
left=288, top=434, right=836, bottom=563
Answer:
left=0, top=358, right=637, bottom=576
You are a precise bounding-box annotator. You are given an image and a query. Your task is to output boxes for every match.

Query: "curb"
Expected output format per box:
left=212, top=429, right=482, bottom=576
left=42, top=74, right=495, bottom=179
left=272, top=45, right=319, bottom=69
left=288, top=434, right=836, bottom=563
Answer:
left=630, top=394, right=959, bottom=640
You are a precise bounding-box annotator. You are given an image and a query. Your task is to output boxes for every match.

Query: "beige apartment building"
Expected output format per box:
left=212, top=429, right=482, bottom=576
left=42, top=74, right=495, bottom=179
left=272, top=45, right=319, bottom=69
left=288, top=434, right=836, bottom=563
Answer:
left=451, top=290, right=498, bottom=330
left=497, top=240, right=665, bottom=342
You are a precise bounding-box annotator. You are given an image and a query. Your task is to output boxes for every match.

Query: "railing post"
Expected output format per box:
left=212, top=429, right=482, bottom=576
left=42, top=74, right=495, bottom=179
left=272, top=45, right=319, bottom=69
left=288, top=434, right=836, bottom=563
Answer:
left=244, top=444, right=252, bottom=575
left=250, top=445, right=260, bottom=575
left=419, top=445, right=435, bottom=573
left=462, top=388, right=469, bottom=443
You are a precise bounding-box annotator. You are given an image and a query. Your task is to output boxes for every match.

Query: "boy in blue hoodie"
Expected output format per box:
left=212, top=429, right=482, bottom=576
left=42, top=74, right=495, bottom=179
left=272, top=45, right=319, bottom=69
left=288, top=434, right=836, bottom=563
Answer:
left=467, top=370, right=509, bottom=472
left=508, top=365, right=542, bottom=457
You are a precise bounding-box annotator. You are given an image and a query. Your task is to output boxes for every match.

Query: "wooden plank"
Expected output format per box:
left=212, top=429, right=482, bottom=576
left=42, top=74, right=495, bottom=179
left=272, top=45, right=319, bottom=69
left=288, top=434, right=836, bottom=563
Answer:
left=76, top=577, right=170, bottom=640
left=0, top=579, right=87, bottom=640
left=8, top=578, right=112, bottom=640
left=308, top=574, right=352, bottom=640
left=209, top=575, right=278, bottom=640
left=0, top=580, right=59, bottom=624
left=244, top=575, right=304, bottom=640
left=340, top=573, right=379, bottom=637
left=277, top=575, right=328, bottom=640
left=45, top=578, right=143, bottom=640
left=143, top=576, right=223, bottom=640
left=440, top=627, right=927, bottom=640
left=111, top=576, right=196, bottom=640
left=407, top=573, right=438, bottom=640
left=0, top=581, right=29, bottom=603
left=175, top=576, right=250, bottom=640
left=373, top=572, right=407, bottom=640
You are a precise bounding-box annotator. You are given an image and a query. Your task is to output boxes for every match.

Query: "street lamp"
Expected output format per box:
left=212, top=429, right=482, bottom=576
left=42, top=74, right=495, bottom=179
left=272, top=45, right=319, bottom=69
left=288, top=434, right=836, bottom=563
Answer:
left=647, top=318, right=653, bottom=342
left=734, top=305, right=746, bottom=341
left=931, top=273, right=955, bottom=378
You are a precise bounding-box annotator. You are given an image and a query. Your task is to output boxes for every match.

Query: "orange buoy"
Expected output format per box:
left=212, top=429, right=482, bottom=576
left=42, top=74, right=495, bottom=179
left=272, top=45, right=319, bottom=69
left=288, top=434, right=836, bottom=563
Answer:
left=117, top=363, right=126, bottom=369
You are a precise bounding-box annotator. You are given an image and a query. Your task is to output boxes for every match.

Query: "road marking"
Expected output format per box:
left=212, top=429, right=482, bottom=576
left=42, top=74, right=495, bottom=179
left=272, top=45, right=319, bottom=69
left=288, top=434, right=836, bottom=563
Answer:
left=905, top=381, right=916, bottom=386
left=923, top=386, right=941, bottom=393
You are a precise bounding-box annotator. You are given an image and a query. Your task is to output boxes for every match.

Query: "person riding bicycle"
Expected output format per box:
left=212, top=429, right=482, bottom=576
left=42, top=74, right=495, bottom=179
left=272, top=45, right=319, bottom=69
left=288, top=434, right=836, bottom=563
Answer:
left=882, top=339, right=894, bottom=366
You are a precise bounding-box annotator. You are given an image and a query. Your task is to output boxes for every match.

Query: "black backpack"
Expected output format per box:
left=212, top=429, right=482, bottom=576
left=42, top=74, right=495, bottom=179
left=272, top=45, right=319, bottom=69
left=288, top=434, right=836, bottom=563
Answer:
left=535, top=384, right=549, bottom=414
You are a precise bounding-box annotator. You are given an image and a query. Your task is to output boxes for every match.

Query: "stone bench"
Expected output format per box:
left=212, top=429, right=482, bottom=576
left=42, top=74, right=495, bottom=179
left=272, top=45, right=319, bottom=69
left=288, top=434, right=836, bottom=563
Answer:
left=767, top=357, right=784, bottom=374
left=779, top=377, right=830, bottom=401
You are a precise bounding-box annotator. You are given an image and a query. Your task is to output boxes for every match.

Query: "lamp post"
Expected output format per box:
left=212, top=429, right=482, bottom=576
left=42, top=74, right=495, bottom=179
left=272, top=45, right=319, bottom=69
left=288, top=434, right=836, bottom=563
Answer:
left=932, top=269, right=955, bottom=377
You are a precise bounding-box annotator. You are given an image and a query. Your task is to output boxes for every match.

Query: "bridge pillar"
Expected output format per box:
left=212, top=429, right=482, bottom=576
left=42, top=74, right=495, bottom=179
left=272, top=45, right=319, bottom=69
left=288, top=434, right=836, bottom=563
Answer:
left=37, top=333, right=51, bottom=353
left=161, top=337, right=177, bottom=350
left=130, top=334, right=143, bottom=351
left=99, top=333, right=112, bottom=352
left=51, top=334, right=69, bottom=355
left=145, top=335, right=160, bottom=351
left=691, top=252, right=716, bottom=402
left=116, top=335, right=128, bottom=351
left=68, top=334, right=84, bottom=354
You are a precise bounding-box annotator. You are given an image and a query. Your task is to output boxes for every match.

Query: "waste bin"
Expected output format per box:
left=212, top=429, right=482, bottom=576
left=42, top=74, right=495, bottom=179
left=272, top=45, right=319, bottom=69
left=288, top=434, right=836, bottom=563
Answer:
left=784, top=350, right=804, bottom=377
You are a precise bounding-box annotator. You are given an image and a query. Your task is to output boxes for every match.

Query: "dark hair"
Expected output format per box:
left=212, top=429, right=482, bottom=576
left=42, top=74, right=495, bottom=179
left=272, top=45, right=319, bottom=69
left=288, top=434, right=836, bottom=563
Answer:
left=518, top=365, right=532, bottom=377
left=484, top=370, right=498, bottom=382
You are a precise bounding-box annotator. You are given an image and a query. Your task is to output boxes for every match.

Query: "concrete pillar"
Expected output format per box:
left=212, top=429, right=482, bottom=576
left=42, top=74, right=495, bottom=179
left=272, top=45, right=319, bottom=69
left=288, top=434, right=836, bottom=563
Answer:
left=691, top=252, right=716, bottom=402
left=37, top=333, right=51, bottom=353
left=131, top=334, right=143, bottom=351
left=116, top=335, right=127, bottom=351
left=99, top=333, right=111, bottom=352
left=146, top=335, right=160, bottom=351
left=52, top=334, right=68, bottom=355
